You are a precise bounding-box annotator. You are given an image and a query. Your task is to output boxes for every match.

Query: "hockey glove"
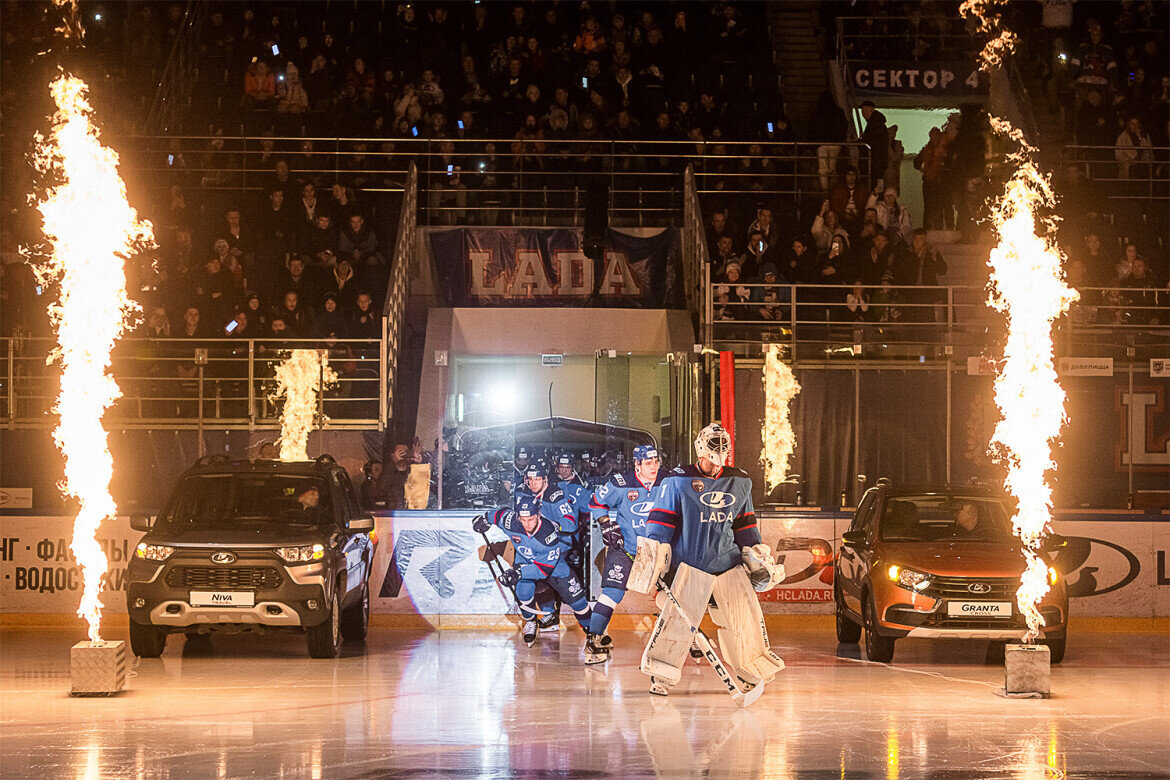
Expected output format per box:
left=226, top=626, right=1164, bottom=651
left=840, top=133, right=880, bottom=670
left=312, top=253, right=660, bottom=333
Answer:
left=599, top=518, right=625, bottom=550
left=742, top=544, right=785, bottom=592
left=499, top=567, right=520, bottom=589
left=472, top=513, right=491, bottom=533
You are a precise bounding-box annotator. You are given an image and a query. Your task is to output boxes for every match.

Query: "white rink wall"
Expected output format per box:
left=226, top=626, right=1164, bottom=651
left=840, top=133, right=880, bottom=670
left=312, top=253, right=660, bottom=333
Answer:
left=1, top=510, right=1166, bottom=618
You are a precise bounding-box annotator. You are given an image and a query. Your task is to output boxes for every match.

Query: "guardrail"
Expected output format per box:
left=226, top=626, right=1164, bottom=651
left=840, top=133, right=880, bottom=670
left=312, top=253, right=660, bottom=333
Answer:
left=382, top=163, right=416, bottom=431
left=1058, top=145, right=1170, bottom=208
left=835, top=16, right=978, bottom=62
left=706, top=281, right=1170, bottom=360
left=117, top=135, right=871, bottom=227
left=0, top=335, right=386, bottom=430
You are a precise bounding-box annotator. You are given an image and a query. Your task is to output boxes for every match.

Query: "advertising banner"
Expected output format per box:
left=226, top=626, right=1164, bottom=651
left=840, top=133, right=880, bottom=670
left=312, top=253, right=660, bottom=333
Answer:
left=4, top=511, right=1165, bottom=619
left=427, top=227, right=684, bottom=308
left=849, top=61, right=989, bottom=98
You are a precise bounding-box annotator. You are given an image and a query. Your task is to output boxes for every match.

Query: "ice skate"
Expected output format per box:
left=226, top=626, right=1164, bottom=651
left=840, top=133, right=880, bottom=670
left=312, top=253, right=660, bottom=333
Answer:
left=521, top=620, right=537, bottom=647
left=583, top=633, right=612, bottom=665
left=648, top=676, right=671, bottom=697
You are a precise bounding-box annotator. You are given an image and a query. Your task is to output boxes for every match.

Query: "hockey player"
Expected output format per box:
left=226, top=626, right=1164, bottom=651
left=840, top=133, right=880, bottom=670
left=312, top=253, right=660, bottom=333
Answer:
left=511, top=447, right=532, bottom=493
left=632, top=423, right=786, bottom=698
left=584, top=444, right=667, bottom=663
left=554, top=452, right=593, bottom=571
left=519, top=462, right=576, bottom=632
left=472, top=495, right=592, bottom=646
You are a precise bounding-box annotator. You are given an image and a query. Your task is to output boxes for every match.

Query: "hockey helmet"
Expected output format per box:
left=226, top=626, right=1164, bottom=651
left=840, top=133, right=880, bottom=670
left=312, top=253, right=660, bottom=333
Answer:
left=556, top=453, right=573, bottom=467
left=515, top=447, right=530, bottom=462
left=525, top=463, right=547, bottom=479
left=633, top=444, right=659, bottom=464
left=694, top=423, right=732, bottom=467
left=515, top=494, right=540, bottom=518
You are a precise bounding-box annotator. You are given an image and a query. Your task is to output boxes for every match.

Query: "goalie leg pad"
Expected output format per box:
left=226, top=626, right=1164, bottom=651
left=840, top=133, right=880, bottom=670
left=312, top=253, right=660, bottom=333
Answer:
left=639, top=563, right=715, bottom=686
left=710, top=565, right=785, bottom=686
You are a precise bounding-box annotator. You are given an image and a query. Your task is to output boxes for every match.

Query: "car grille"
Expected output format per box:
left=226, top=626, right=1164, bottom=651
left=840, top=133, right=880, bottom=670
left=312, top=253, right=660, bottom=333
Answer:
left=166, top=567, right=282, bottom=590
left=921, top=575, right=1019, bottom=599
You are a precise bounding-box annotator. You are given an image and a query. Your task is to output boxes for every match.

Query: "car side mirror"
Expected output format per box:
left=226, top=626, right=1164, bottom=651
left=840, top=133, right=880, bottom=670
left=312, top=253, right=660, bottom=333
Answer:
left=129, top=513, right=154, bottom=532
left=841, top=530, right=866, bottom=548
left=347, top=515, right=375, bottom=533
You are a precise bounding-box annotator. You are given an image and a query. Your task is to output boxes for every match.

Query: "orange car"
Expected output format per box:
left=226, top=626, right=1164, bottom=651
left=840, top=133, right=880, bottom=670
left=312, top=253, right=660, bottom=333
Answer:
left=834, top=483, right=1067, bottom=663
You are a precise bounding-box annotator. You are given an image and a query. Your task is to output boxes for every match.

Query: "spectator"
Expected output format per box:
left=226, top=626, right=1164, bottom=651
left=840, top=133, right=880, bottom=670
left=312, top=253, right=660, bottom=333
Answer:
left=259, top=188, right=293, bottom=247
left=338, top=213, right=384, bottom=267
left=279, top=255, right=317, bottom=303
left=1071, top=22, right=1117, bottom=91
left=828, top=167, right=867, bottom=233
left=754, top=264, right=791, bottom=322
left=859, top=100, right=889, bottom=188
left=867, top=187, right=914, bottom=244
left=243, top=60, right=277, bottom=110
left=853, top=230, right=894, bottom=287
left=810, top=90, right=849, bottom=191
left=741, top=229, right=775, bottom=280
left=243, top=292, right=268, bottom=333
left=359, top=460, right=387, bottom=511
left=1074, top=88, right=1117, bottom=146
left=350, top=291, right=381, bottom=341
left=276, top=290, right=313, bottom=336
left=916, top=127, right=953, bottom=230
left=810, top=199, right=850, bottom=252
left=276, top=62, right=309, bottom=115
left=1115, top=115, right=1154, bottom=180
left=324, top=257, right=360, bottom=309
left=314, top=292, right=349, bottom=339
left=884, top=125, right=904, bottom=193
left=781, top=237, right=817, bottom=284
left=383, top=442, right=416, bottom=511
left=1118, top=254, right=1162, bottom=324
left=706, top=209, right=738, bottom=255
left=711, top=235, right=740, bottom=276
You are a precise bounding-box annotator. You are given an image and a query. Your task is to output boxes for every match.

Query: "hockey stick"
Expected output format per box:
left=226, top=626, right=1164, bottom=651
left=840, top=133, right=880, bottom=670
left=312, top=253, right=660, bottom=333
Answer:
left=479, top=529, right=520, bottom=609
left=656, top=578, right=765, bottom=708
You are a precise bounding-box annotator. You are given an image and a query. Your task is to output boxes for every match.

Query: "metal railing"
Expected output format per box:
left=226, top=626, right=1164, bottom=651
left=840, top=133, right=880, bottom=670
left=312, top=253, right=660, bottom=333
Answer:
left=705, top=281, right=1170, bottom=361
left=382, top=163, right=417, bottom=430
left=836, top=16, right=980, bottom=63
left=0, top=335, right=387, bottom=430
left=1058, top=145, right=1170, bottom=208
left=117, top=135, right=872, bottom=228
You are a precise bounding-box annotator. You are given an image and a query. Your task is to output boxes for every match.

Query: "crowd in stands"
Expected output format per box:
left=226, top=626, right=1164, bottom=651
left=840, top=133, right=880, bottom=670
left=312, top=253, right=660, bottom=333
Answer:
left=1, top=1, right=1166, bottom=345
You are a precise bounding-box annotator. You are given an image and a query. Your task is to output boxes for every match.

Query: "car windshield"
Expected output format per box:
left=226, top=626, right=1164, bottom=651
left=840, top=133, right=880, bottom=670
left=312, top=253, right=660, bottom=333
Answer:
left=159, top=474, right=332, bottom=527
left=879, top=495, right=1013, bottom=542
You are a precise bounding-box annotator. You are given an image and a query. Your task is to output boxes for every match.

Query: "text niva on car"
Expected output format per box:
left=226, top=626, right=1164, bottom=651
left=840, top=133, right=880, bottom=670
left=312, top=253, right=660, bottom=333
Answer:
left=125, top=454, right=377, bottom=659
left=833, top=482, right=1069, bottom=664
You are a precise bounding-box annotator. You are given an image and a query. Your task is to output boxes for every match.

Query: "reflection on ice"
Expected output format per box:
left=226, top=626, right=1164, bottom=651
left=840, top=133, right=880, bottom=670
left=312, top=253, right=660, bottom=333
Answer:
left=0, top=624, right=1166, bottom=779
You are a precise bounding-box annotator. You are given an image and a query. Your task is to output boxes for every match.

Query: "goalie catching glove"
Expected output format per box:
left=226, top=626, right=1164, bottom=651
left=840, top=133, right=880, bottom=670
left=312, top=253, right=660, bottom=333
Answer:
left=741, top=544, right=784, bottom=592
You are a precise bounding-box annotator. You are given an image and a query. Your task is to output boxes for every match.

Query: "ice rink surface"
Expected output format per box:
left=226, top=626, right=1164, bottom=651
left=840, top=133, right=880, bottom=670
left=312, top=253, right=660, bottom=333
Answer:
left=1, top=620, right=1167, bottom=779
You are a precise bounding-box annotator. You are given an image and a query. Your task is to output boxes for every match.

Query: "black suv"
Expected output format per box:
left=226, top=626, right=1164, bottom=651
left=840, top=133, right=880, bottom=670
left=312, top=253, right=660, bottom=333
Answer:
left=126, top=455, right=376, bottom=658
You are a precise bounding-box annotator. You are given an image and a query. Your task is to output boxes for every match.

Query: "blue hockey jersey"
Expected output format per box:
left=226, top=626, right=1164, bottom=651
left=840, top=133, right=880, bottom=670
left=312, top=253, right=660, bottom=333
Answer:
left=558, top=478, right=593, bottom=522
left=589, top=470, right=668, bottom=556
left=644, top=464, right=760, bottom=575
left=487, top=504, right=574, bottom=580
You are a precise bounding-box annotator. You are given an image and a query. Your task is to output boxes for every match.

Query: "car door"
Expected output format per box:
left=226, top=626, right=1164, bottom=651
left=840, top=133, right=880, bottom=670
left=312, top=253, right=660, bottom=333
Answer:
left=840, top=491, right=880, bottom=613
left=335, top=470, right=370, bottom=592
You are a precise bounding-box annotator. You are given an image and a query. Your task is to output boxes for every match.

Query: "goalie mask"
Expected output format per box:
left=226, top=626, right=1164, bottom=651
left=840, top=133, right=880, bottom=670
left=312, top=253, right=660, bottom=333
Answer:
left=694, top=423, right=732, bottom=467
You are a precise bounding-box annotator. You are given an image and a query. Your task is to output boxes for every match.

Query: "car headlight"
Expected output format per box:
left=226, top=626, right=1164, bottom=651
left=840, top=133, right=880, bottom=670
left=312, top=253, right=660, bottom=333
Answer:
left=135, top=543, right=174, bottom=562
left=276, top=543, right=325, bottom=563
left=887, top=564, right=931, bottom=591
left=1048, top=566, right=1059, bottom=586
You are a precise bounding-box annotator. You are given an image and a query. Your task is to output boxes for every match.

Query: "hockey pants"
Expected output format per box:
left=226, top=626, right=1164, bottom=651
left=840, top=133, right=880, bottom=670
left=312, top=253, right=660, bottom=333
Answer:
left=515, top=570, right=591, bottom=631
left=639, top=562, right=784, bottom=687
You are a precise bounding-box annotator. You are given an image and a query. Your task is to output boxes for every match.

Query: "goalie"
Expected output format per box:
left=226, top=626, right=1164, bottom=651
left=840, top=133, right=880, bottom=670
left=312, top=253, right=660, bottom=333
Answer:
left=630, top=423, right=786, bottom=698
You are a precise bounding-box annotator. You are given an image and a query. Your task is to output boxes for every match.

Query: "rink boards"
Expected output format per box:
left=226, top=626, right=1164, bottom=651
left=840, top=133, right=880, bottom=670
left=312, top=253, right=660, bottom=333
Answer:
left=0, top=510, right=1167, bottom=620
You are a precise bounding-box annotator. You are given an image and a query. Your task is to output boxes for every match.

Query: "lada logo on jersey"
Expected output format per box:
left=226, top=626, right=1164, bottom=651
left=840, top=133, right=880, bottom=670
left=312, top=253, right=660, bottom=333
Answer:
left=691, top=480, right=706, bottom=493
left=627, top=490, right=639, bottom=502
left=698, top=491, right=735, bottom=509
left=631, top=501, right=655, bottom=514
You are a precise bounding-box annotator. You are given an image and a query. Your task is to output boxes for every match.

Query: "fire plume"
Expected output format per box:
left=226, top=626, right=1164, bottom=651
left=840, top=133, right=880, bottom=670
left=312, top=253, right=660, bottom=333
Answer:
left=985, top=155, right=1078, bottom=643
left=761, top=345, right=801, bottom=494
left=272, top=350, right=337, bottom=461
left=31, top=75, right=153, bottom=643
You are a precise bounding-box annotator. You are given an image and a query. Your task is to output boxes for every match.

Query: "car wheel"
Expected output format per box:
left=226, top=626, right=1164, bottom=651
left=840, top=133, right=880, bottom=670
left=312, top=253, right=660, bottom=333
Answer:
left=1044, top=635, right=1066, bottom=664
left=307, top=586, right=342, bottom=658
left=863, top=592, right=896, bottom=663
left=340, top=582, right=370, bottom=642
left=835, top=581, right=862, bottom=644
left=129, top=620, right=167, bottom=658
